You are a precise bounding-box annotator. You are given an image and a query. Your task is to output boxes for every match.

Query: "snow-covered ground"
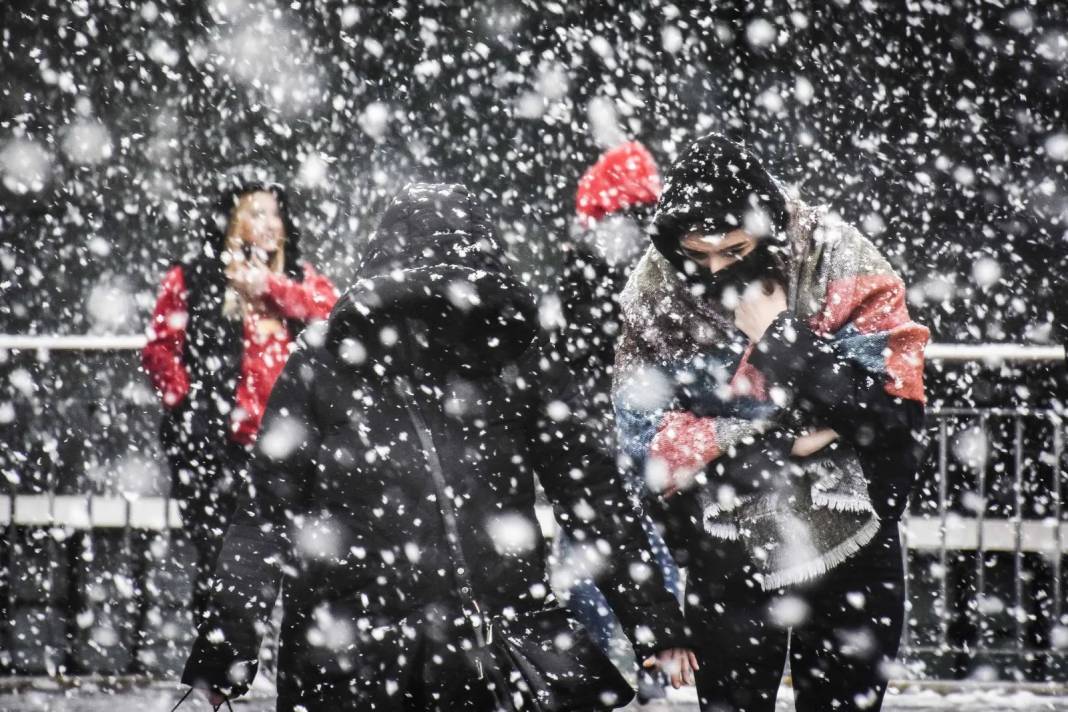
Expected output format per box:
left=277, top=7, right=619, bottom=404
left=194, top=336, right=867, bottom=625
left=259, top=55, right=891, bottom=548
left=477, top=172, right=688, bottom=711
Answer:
left=3, top=683, right=1068, bottom=711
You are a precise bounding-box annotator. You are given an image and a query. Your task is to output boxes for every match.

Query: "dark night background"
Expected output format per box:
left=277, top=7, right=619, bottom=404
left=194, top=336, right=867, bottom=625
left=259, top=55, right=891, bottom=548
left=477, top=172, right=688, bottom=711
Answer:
left=0, top=0, right=1067, bottom=682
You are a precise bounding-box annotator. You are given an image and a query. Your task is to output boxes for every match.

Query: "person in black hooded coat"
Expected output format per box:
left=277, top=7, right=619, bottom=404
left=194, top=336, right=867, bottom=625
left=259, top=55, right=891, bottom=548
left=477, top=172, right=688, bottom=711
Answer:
left=180, top=183, right=694, bottom=711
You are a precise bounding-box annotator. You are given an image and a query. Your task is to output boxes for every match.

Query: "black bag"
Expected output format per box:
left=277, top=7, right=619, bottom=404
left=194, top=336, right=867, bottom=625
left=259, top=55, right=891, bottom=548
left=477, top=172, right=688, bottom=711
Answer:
left=404, top=395, right=634, bottom=712
left=491, top=606, right=634, bottom=711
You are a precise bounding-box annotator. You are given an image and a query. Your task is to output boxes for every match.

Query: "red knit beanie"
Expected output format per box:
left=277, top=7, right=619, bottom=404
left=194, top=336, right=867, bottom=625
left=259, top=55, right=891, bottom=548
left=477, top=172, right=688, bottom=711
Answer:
left=575, top=141, right=662, bottom=224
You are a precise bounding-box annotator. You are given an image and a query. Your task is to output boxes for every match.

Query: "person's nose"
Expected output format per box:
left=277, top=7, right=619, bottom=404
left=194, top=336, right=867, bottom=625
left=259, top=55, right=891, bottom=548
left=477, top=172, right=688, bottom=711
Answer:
left=708, top=254, right=733, bottom=273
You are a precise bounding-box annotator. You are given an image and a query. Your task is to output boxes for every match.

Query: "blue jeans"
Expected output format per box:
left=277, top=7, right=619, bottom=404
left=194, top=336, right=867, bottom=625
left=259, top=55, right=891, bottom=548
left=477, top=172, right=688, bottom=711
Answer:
left=557, top=513, right=682, bottom=654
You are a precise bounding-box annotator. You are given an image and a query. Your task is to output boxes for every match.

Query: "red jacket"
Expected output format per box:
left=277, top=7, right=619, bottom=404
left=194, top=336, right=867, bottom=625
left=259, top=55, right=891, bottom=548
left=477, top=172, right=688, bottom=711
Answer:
left=142, top=263, right=338, bottom=444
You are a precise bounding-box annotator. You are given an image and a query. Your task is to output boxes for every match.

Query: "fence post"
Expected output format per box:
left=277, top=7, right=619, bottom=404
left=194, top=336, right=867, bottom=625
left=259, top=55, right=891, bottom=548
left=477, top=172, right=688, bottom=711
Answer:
left=1012, top=417, right=1025, bottom=656
left=1054, top=423, right=1065, bottom=644
left=2, top=485, right=13, bottom=673
left=975, top=412, right=989, bottom=653
left=937, top=417, right=950, bottom=652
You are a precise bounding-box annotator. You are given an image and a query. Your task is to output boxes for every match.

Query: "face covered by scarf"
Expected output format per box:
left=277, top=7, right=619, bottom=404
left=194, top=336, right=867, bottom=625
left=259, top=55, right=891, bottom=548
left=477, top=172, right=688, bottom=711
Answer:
left=660, top=228, right=791, bottom=314
left=647, top=132, right=793, bottom=314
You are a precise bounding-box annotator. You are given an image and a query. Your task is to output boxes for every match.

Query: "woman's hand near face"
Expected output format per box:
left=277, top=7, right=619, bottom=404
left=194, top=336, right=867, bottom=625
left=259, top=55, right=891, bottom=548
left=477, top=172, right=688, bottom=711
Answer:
left=734, top=280, right=787, bottom=342
left=224, top=191, right=285, bottom=303
left=791, top=428, right=839, bottom=458
left=229, top=264, right=269, bottom=300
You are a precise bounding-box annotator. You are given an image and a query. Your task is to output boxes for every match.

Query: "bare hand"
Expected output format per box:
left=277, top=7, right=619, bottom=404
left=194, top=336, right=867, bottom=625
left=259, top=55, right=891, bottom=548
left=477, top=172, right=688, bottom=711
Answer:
left=791, top=428, right=839, bottom=458
left=230, top=265, right=269, bottom=300
left=643, top=647, right=700, bottom=688
left=734, top=280, right=787, bottom=342
left=659, top=466, right=697, bottom=500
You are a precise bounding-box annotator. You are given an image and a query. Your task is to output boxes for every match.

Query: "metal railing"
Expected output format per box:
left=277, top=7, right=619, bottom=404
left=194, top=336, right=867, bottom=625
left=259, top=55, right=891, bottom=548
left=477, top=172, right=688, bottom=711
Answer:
left=0, top=335, right=1066, bottom=679
left=900, top=406, right=1066, bottom=678
left=4, top=334, right=1059, bottom=360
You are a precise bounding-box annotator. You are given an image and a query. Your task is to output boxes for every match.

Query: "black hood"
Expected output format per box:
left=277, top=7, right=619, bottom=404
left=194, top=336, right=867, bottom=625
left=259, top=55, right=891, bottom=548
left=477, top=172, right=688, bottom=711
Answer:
left=650, top=133, right=788, bottom=275
left=647, top=135, right=791, bottom=309
left=326, top=183, right=537, bottom=375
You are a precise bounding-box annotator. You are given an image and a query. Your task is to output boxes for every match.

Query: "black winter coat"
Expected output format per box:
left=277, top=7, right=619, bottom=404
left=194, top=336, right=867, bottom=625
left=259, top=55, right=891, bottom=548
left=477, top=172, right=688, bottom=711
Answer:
left=182, top=184, right=687, bottom=711
left=556, top=241, right=630, bottom=456
left=556, top=209, right=651, bottom=458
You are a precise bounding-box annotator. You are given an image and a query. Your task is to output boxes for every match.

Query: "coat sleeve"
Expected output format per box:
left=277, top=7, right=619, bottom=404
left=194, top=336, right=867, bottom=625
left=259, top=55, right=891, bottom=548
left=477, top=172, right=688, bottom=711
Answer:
left=615, top=345, right=774, bottom=498
left=262, top=262, right=339, bottom=321
left=141, top=266, right=190, bottom=408
left=181, top=347, right=321, bottom=698
left=747, top=313, right=924, bottom=449
left=747, top=313, right=926, bottom=517
left=528, top=341, right=689, bottom=660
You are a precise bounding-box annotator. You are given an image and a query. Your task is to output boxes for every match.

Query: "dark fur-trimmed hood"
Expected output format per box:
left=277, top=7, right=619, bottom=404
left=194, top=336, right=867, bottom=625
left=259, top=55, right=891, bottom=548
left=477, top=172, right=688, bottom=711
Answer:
left=326, top=183, right=537, bottom=374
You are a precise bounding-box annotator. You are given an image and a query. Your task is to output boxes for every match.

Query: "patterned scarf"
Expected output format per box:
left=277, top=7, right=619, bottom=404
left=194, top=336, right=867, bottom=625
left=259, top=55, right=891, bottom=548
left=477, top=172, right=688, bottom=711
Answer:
left=613, top=200, right=929, bottom=589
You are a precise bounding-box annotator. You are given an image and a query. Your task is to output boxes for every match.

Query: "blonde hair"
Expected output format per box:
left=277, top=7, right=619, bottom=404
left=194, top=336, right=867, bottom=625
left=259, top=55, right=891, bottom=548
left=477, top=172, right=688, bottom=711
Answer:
left=223, top=191, right=286, bottom=318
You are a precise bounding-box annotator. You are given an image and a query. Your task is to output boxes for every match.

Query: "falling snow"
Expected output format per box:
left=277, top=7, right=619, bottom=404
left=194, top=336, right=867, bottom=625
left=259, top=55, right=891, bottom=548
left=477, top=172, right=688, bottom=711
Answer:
left=1, top=1, right=1068, bottom=709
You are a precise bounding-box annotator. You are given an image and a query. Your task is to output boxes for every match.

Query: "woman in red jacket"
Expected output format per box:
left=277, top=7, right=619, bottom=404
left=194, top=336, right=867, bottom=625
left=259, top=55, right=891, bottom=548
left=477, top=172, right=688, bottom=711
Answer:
left=142, top=176, right=338, bottom=619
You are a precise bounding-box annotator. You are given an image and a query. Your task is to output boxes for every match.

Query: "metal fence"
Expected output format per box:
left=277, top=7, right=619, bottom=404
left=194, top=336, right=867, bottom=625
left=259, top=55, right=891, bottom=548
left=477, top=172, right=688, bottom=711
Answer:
left=0, top=335, right=1066, bottom=681
left=902, top=407, right=1067, bottom=681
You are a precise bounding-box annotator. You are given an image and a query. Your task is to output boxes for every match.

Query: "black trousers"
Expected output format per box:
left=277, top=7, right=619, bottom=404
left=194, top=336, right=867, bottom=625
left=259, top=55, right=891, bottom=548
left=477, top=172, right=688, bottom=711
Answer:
left=169, top=438, right=252, bottom=621
left=685, top=521, right=905, bottom=712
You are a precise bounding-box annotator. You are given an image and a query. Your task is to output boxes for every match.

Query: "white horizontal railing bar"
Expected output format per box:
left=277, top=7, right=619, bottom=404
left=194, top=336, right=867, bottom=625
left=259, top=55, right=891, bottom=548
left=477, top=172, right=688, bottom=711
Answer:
left=929, top=406, right=1063, bottom=418
left=0, top=494, right=182, bottom=529
left=0, top=334, right=148, bottom=351
left=2, top=496, right=1066, bottom=553
left=925, top=342, right=1066, bottom=362
left=0, top=334, right=1064, bottom=362
left=903, top=515, right=1068, bottom=554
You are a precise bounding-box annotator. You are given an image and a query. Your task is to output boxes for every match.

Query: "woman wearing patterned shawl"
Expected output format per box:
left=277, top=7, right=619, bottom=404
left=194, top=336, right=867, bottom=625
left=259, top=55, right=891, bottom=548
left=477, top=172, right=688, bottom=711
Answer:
left=613, top=134, right=929, bottom=712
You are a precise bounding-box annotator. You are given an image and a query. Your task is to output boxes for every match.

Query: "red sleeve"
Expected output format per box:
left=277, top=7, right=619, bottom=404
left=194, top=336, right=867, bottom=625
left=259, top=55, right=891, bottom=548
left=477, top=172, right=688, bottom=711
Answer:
left=141, top=266, right=190, bottom=408
left=262, top=263, right=339, bottom=321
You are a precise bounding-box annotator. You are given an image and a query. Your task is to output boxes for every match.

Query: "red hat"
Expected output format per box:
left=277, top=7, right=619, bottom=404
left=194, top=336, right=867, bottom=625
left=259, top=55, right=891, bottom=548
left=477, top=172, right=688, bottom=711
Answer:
left=575, top=141, right=662, bottom=224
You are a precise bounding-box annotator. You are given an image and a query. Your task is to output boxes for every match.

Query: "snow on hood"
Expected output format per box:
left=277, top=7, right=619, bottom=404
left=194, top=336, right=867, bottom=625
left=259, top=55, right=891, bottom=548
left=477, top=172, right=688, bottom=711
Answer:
left=325, top=183, right=537, bottom=371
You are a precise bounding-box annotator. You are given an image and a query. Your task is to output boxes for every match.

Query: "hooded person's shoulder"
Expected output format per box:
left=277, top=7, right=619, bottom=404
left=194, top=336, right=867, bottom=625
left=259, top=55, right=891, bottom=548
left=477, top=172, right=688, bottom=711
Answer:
left=617, top=247, right=677, bottom=320
left=796, top=204, right=897, bottom=278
